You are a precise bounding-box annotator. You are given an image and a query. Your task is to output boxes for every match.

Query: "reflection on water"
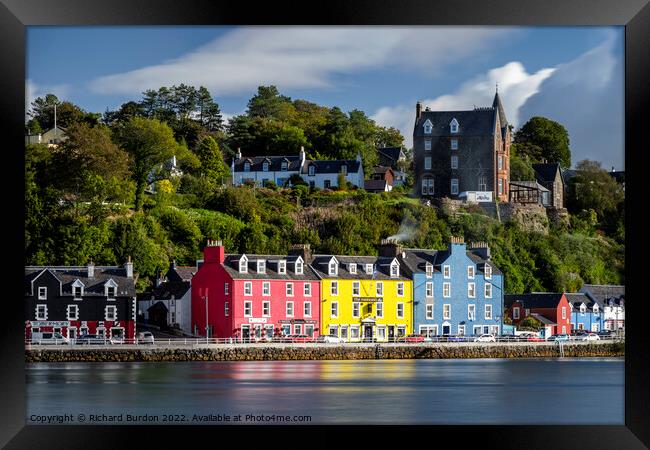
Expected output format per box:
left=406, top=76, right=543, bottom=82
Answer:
left=26, top=358, right=624, bottom=425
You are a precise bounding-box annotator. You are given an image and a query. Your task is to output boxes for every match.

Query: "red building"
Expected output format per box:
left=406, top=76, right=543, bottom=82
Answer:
left=504, top=293, right=572, bottom=337
left=191, top=241, right=321, bottom=340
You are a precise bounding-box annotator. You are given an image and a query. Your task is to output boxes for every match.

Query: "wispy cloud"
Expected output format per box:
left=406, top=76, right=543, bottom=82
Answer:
left=25, top=79, right=71, bottom=118
left=372, top=61, right=555, bottom=148
left=88, top=27, right=516, bottom=96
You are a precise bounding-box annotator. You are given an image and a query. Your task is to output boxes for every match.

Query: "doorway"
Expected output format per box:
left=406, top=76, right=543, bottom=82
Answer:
left=363, top=325, right=373, bottom=342
left=388, top=326, right=395, bottom=342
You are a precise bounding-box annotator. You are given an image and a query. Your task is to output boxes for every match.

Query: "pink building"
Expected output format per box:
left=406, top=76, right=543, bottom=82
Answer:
left=191, top=241, right=321, bottom=340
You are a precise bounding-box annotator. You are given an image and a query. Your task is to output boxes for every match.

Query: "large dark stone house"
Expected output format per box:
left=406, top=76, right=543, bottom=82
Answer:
left=413, top=91, right=510, bottom=202
left=532, top=163, right=564, bottom=208
left=25, top=260, right=137, bottom=342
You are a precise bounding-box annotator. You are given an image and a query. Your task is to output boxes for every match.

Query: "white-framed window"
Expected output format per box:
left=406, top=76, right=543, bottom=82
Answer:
left=105, top=306, right=117, bottom=321
left=458, top=324, right=465, bottom=335
left=349, top=263, right=357, bottom=274
left=562, top=325, right=566, bottom=334
left=390, top=262, right=399, bottom=277
left=377, top=326, right=386, bottom=341
left=422, top=178, right=434, bottom=195
left=478, top=176, right=487, bottom=191
left=485, top=304, right=493, bottom=320
left=443, top=304, right=451, bottom=320
left=451, top=138, right=458, bottom=150
left=513, top=307, right=520, bottom=320
left=304, top=283, right=311, bottom=296
left=352, top=281, right=360, bottom=296
left=281, top=161, right=288, bottom=172
left=397, top=282, right=404, bottom=297
left=244, top=301, right=252, bottom=317
left=451, top=178, right=459, bottom=194
left=224, top=302, right=229, bottom=316
left=425, top=263, right=433, bottom=278
left=352, top=302, right=360, bottom=318
left=443, top=282, right=451, bottom=298
left=295, top=260, right=303, bottom=275
left=485, top=283, right=492, bottom=298
left=424, top=139, right=432, bottom=151
left=243, top=162, right=251, bottom=172
left=67, top=305, right=78, bottom=321
left=286, top=283, right=294, bottom=296
left=72, top=280, right=84, bottom=299
left=257, top=260, right=266, bottom=274
left=365, top=264, right=373, bottom=275
left=262, top=161, right=269, bottom=172
left=308, top=165, right=315, bottom=176
left=278, top=260, right=286, bottom=275
left=262, top=301, right=270, bottom=317
left=468, top=266, right=475, bottom=279
left=341, top=326, right=350, bottom=339
left=425, top=156, right=432, bottom=170
left=498, top=155, right=503, bottom=170
left=484, top=264, right=492, bottom=279
left=331, top=302, right=338, bottom=318
left=426, top=304, right=434, bottom=319
left=498, top=178, right=503, bottom=195
left=562, top=307, right=567, bottom=319
left=376, top=302, right=383, bottom=318
left=286, top=302, right=294, bottom=317
left=350, top=326, right=360, bottom=340
left=424, top=119, right=432, bottom=134
left=340, top=165, right=347, bottom=175
left=443, top=265, right=450, bottom=278
left=304, top=302, right=312, bottom=317
left=593, top=305, right=599, bottom=315
left=329, top=261, right=338, bottom=276
left=328, top=325, right=338, bottom=337
left=224, top=283, right=229, bottom=295
left=468, top=283, right=476, bottom=298
left=450, top=118, right=459, bottom=133
left=451, top=155, right=458, bottom=169
left=38, top=287, right=47, bottom=300
left=397, top=303, right=404, bottom=318
left=425, top=282, right=433, bottom=298
left=580, top=304, right=586, bottom=315
left=468, top=304, right=476, bottom=321
left=263, top=282, right=270, bottom=296
left=376, top=282, right=383, bottom=297
left=331, top=281, right=338, bottom=296
left=36, top=304, right=47, bottom=320
left=239, top=256, right=248, bottom=273
left=490, top=325, right=499, bottom=335
left=244, top=282, right=252, bottom=296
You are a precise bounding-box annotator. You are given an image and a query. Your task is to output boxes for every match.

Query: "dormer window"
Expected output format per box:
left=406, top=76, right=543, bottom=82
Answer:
left=365, top=264, right=373, bottom=275
left=308, top=165, right=315, bottom=176
left=484, top=264, right=492, bottom=279
left=281, top=161, right=288, bottom=172
left=390, top=262, right=399, bottom=278
left=328, top=260, right=338, bottom=276
left=594, top=305, right=599, bottom=314
left=450, top=118, right=459, bottom=134
left=423, top=119, right=433, bottom=134
left=239, top=256, right=248, bottom=273
left=349, top=263, right=357, bottom=274
left=72, top=280, right=85, bottom=299
left=263, top=162, right=269, bottom=172
left=278, top=260, right=286, bottom=275
left=580, top=305, right=586, bottom=314
left=244, top=162, right=251, bottom=172
left=38, top=287, right=47, bottom=300
left=257, top=260, right=266, bottom=274
left=341, top=165, right=347, bottom=175
left=104, top=279, right=118, bottom=299
left=425, top=263, right=433, bottom=278
left=295, top=259, right=303, bottom=275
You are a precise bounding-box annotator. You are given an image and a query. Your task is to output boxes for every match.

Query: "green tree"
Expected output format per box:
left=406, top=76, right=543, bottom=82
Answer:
left=566, top=160, right=624, bottom=223
left=113, top=117, right=179, bottom=211
left=197, top=86, right=223, bottom=131
left=247, top=85, right=292, bottom=119
left=195, top=136, right=230, bottom=184
left=509, top=153, right=536, bottom=181
left=514, top=116, right=571, bottom=168
left=29, top=94, right=100, bottom=130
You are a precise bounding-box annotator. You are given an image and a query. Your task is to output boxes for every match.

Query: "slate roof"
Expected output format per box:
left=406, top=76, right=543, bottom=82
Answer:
left=504, top=293, right=565, bottom=309
left=414, top=108, right=496, bottom=137
left=565, top=293, right=596, bottom=309
left=167, top=266, right=195, bottom=282
left=302, top=159, right=362, bottom=175
left=233, top=155, right=303, bottom=172
left=579, top=284, right=625, bottom=307
left=530, top=313, right=556, bottom=325
left=532, top=163, right=562, bottom=184
left=140, top=281, right=191, bottom=301
left=310, top=255, right=410, bottom=280
left=609, top=171, right=625, bottom=184
left=377, top=147, right=405, bottom=167
left=397, top=248, right=500, bottom=277
left=510, top=180, right=550, bottom=192
left=364, top=180, right=388, bottom=192
left=492, top=92, right=508, bottom=127
left=222, top=254, right=320, bottom=280
left=25, top=266, right=136, bottom=297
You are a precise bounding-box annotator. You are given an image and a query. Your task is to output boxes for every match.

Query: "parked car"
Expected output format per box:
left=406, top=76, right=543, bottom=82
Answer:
left=316, top=334, right=345, bottom=344
left=398, top=334, right=425, bottom=343
left=597, top=330, right=614, bottom=338
left=31, top=332, right=70, bottom=345
left=525, top=335, right=545, bottom=342
left=137, top=332, right=155, bottom=345
left=547, top=334, right=570, bottom=342
left=576, top=333, right=600, bottom=341
left=76, top=334, right=113, bottom=345
left=286, top=334, right=314, bottom=343
left=474, top=334, right=496, bottom=343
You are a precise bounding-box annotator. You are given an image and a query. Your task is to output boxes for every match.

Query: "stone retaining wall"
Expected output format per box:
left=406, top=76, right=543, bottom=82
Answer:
left=26, top=342, right=624, bottom=363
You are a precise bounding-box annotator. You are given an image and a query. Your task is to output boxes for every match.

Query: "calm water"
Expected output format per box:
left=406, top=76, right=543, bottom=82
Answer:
left=26, top=358, right=623, bottom=425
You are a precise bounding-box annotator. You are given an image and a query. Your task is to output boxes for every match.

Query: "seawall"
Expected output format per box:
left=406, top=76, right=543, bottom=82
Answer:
left=26, top=342, right=624, bottom=362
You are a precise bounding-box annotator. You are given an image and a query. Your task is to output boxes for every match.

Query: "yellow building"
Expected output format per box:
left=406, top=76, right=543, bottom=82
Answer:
left=310, top=246, right=413, bottom=342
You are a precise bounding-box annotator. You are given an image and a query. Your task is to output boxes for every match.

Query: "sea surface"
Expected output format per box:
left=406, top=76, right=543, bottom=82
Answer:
left=26, top=358, right=624, bottom=425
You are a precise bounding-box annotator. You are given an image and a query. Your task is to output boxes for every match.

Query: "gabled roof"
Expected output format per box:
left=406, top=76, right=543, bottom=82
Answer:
left=530, top=313, right=556, bottom=326
left=167, top=266, right=195, bottom=282
left=363, top=180, right=388, bottom=192
left=25, top=266, right=136, bottom=297
left=504, top=293, right=565, bottom=309
left=532, top=163, right=562, bottom=184
left=565, top=293, right=596, bottom=309
left=140, top=281, right=191, bottom=301
left=579, top=284, right=624, bottom=307
left=377, top=147, right=405, bottom=166
left=233, top=155, right=303, bottom=172
left=303, top=159, right=362, bottom=175
left=414, top=109, right=496, bottom=137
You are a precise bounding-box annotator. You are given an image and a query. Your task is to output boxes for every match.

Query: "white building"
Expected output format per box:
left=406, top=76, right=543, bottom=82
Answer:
left=579, top=284, right=625, bottom=331
left=301, top=154, right=364, bottom=189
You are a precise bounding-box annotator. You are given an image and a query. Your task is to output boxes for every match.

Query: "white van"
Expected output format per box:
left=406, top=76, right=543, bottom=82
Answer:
left=31, top=331, right=70, bottom=345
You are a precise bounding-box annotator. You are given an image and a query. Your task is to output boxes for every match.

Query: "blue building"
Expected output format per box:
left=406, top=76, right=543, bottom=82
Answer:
left=400, top=238, right=504, bottom=337
left=566, top=293, right=605, bottom=332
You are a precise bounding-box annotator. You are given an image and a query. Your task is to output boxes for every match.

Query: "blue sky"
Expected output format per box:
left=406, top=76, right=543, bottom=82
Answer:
left=27, top=26, right=624, bottom=170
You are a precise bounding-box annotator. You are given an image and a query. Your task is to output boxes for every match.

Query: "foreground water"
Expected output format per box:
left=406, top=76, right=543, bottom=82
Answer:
left=26, top=358, right=623, bottom=425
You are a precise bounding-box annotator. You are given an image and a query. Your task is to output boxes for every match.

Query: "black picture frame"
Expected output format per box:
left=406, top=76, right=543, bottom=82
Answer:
left=2, top=0, right=648, bottom=447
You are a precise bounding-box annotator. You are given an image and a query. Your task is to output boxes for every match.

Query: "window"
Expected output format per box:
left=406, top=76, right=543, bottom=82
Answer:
left=451, top=178, right=459, bottom=194
left=498, top=155, right=503, bottom=170
left=324, top=180, right=331, bottom=189
left=304, top=283, right=311, bottom=296
left=329, top=326, right=338, bottom=337
left=426, top=304, right=434, bottom=319
left=376, top=282, right=383, bottom=297
left=377, top=326, right=386, bottom=340
left=468, top=266, right=475, bottom=279
left=239, top=257, right=248, bottom=273
left=443, top=282, right=451, bottom=298
left=67, top=305, right=78, bottom=321
left=36, top=304, right=47, bottom=320
left=580, top=305, right=586, bottom=315
left=352, top=282, right=360, bottom=296
left=485, top=283, right=492, bottom=298
left=263, top=282, right=270, bottom=296
left=451, top=156, right=458, bottom=169
left=424, top=139, right=432, bottom=151
left=478, top=176, right=487, bottom=191
left=424, top=119, right=432, bottom=134
left=451, top=138, right=458, bottom=150
left=295, top=260, right=303, bottom=275
left=349, top=263, right=357, bottom=274
left=443, top=304, right=451, bottom=320
left=224, top=283, right=229, bottom=295
left=304, top=302, right=311, bottom=317
left=263, top=162, right=269, bottom=172
left=244, top=282, right=252, bottom=296
left=281, top=325, right=291, bottom=336
left=485, top=304, right=493, bottom=320
left=366, top=264, right=373, bottom=275
left=458, top=325, right=465, bottom=335
left=331, top=302, right=338, bottom=318
left=257, top=260, right=266, bottom=274
left=391, top=263, right=399, bottom=277
left=244, top=162, right=250, bottom=172
left=562, top=307, right=567, bottom=319
left=278, top=260, right=286, bottom=274
left=329, top=261, right=338, bottom=276
left=397, top=283, right=404, bottom=297
left=425, top=282, right=433, bottom=298
left=281, top=161, right=288, bottom=171
left=498, top=178, right=503, bottom=195
left=443, top=265, right=450, bottom=278
left=341, top=165, right=347, bottom=175
left=468, top=283, right=476, bottom=298
left=397, top=303, right=404, bottom=318
left=484, top=264, right=492, bottom=279
left=308, top=165, right=315, bottom=176
left=562, top=325, right=567, bottom=334
left=72, top=280, right=84, bottom=299
left=286, top=302, right=294, bottom=317
left=425, top=157, right=432, bottom=170
left=426, top=263, right=433, bottom=278
left=350, top=326, right=360, bottom=340
left=105, top=306, right=117, bottom=321
left=513, top=307, right=520, bottom=320
left=353, top=302, right=360, bottom=318
left=331, top=282, right=338, bottom=296
left=224, top=302, right=229, bottom=316
left=468, top=304, right=476, bottom=321
left=244, top=301, right=252, bottom=317
left=422, top=178, right=434, bottom=195
left=38, top=287, right=47, bottom=300
left=376, top=302, right=383, bottom=318
left=286, top=283, right=294, bottom=296
left=262, top=301, right=270, bottom=317
left=450, top=119, right=459, bottom=133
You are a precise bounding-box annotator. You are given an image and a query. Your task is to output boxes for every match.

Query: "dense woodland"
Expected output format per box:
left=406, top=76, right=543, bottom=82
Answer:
left=25, top=85, right=625, bottom=294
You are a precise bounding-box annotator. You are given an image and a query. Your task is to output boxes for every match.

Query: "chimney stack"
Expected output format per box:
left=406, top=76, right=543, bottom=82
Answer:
left=300, top=146, right=306, bottom=168
left=470, top=241, right=491, bottom=260
left=236, top=148, right=242, bottom=159
left=289, top=243, right=312, bottom=262
left=416, top=101, right=422, bottom=120
left=87, top=260, right=95, bottom=278
left=125, top=256, right=133, bottom=278
left=204, top=239, right=225, bottom=264
left=379, top=239, right=403, bottom=257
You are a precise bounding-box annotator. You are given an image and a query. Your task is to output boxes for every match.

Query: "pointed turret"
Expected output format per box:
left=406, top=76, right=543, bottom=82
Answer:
left=492, top=89, right=507, bottom=128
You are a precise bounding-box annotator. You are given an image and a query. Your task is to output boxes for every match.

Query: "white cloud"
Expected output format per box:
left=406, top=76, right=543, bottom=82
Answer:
left=88, top=27, right=516, bottom=96
left=25, top=79, right=71, bottom=119
left=372, top=61, right=555, bottom=148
